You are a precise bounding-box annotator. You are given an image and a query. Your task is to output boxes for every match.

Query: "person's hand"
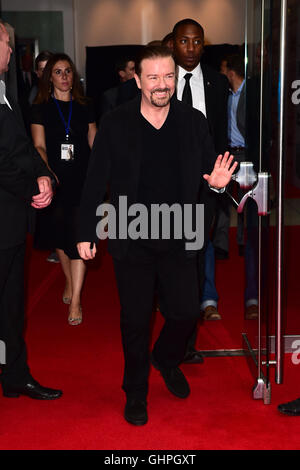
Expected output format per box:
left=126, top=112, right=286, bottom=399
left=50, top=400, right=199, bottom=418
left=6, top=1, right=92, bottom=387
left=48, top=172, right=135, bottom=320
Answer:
left=77, top=242, right=97, bottom=260
left=31, top=176, right=53, bottom=209
left=45, top=162, right=59, bottom=185
left=51, top=170, right=59, bottom=185
left=203, top=152, right=238, bottom=189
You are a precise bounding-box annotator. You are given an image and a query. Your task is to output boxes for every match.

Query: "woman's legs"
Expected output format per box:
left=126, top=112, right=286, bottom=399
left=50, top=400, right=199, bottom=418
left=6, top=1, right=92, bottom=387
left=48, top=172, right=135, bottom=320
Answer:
left=56, top=248, right=72, bottom=302
left=68, top=259, right=86, bottom=323
left=56, top=249, right=86, bottom=325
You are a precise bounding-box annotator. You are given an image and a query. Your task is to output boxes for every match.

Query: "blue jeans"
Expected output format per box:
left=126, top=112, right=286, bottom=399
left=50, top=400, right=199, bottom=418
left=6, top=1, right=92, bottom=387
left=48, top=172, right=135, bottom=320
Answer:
left=201, top=200, right=258, bottom=309
left=201, top=240, right=219, bottom=309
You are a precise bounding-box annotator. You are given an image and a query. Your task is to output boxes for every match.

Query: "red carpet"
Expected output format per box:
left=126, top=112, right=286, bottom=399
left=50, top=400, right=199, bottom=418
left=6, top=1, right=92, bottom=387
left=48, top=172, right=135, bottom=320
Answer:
left=1, top=233, right=300, bottom=450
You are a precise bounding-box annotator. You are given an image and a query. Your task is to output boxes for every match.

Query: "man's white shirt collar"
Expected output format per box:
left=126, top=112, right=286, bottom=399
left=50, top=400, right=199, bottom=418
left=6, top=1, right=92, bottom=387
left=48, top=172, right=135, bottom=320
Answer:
left=177, top=63, right=203, bottom=82
left=0, top=80, right=12, bottom=110
left=176, top=64, right=206, bottom=116
left=229, top=79, right=245, bottom=96
left=4, top=95, right=12, bottom=110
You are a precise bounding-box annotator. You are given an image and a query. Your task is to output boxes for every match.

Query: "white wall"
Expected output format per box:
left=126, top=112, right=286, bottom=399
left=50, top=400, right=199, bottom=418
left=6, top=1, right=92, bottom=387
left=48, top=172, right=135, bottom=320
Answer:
left=74, top=0, right=246, bottom=80
left=3, top=0, right=246, bottom=81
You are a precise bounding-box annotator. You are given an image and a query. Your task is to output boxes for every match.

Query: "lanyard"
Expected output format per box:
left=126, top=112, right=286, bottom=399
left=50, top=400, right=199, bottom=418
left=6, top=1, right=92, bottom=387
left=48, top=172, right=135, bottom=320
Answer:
left=53, top=93, right=73, bottom=140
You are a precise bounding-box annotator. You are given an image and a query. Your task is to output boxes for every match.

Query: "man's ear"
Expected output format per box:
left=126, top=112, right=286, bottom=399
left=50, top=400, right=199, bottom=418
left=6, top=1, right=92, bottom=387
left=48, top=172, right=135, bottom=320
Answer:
left=118, top=70, right=125, bottom=80
left=134, top=73, right=141, bottom=90
left=225, top=69, right=232, bottom=80
left=0, top=23, right=5, bottom=37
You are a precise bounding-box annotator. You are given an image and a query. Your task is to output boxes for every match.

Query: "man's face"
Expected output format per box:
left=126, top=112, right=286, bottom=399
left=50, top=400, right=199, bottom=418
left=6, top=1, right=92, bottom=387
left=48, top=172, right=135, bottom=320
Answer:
left=36, top=60, right=48, bottom=79
left=135, top=56, right=176, bottom=108
left=173, top=23, right=204, bottom=71
left=220, top=60, right=228, bottom=76
left=0, top=24, right=12, bottom=74
left=119, top=60, right=135, bottom=82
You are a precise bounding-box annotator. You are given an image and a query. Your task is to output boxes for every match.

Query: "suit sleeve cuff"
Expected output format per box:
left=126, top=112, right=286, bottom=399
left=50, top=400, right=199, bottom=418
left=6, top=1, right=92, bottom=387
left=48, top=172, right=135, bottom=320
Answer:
left=208, top=184, right=226, bottom=194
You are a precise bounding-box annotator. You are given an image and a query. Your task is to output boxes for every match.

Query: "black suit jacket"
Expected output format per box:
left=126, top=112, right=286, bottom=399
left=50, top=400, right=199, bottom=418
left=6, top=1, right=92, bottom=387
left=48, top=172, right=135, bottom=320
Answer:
left=201, top=64, right=229, bottom=155
left=100, top=86, right=119, bottom=118
left=99, top=79, right=140, bottom=122
left=0, top=96, right=53, bottom=249
left=78, top=95, right=217, bottom=260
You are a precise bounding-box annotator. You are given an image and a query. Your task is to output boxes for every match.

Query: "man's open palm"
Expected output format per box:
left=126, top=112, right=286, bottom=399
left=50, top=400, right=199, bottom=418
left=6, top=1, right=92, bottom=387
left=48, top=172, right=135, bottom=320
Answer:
left=203, top=151, right=238, bottom=188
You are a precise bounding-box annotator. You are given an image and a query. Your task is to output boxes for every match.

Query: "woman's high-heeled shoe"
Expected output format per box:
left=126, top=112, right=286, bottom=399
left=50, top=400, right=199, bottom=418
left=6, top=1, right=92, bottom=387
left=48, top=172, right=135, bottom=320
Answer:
left=63, top=295, right=71, bottom=305
left=68, top=306, right=82, bottom=326
left=63, top=287, right=72, bottom=305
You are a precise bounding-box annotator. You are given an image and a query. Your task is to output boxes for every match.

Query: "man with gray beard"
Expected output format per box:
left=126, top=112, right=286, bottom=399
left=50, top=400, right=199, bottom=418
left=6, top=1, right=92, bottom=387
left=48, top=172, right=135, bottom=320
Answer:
left=77, top=46, right=236, bottom=425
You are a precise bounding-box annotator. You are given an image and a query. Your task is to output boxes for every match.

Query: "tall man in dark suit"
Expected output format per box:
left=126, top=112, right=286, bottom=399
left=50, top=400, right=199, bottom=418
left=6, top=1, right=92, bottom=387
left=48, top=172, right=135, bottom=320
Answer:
left=172, top=19, right=229, bottom=361
left=77, top=45, right=236, bottom=425
left=0, top=21, right=62, bottom=400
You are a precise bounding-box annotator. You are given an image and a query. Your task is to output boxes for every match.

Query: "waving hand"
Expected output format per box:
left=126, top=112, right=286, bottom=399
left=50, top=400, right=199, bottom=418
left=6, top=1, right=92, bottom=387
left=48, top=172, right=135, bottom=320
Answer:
left=203, top=152, right=238, bottom=189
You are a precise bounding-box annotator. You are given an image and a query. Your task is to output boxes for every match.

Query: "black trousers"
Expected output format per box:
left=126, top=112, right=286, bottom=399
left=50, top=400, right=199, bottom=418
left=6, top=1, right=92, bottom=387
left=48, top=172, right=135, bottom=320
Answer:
left=113, top=242, right=200, bottom=399
left=0, top=243, right=31, bottom=388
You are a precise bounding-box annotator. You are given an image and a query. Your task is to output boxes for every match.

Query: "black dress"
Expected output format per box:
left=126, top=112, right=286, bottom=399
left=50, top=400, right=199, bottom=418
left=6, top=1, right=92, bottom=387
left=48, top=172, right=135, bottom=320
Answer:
left=30, top=97, right=95, bottom=259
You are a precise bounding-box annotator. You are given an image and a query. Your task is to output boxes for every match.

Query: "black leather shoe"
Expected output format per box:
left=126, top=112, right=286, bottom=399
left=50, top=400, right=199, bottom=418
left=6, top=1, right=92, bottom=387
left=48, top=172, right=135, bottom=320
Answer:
left=151, top=354, right=190, bottom=398
left=124, top=398, right=148, bottom=425
left=183, top=348, right=204, bottom=364
left=2, top=378, right=63, bottom=400
left=278, top=398, right=300, bottom=416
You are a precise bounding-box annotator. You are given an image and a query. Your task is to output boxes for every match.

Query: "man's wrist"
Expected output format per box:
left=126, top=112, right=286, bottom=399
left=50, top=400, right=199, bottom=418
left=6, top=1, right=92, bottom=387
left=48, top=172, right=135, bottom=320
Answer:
left=208, top=184, right=226, bottom=194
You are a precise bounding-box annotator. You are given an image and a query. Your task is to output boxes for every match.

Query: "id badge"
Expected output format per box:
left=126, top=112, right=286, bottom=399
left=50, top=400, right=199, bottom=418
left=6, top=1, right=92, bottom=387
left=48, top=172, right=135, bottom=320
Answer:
left=61, top=143, right=74, bottom=161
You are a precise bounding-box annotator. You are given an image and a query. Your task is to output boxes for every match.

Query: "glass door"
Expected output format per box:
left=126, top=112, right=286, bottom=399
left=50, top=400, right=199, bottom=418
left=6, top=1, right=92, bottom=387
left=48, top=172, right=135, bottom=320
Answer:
left=243, top=0, right=300, bottom=402
left=274, top=0, right=300, bottom=381
left=241, top=0, right=274, bottom=403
